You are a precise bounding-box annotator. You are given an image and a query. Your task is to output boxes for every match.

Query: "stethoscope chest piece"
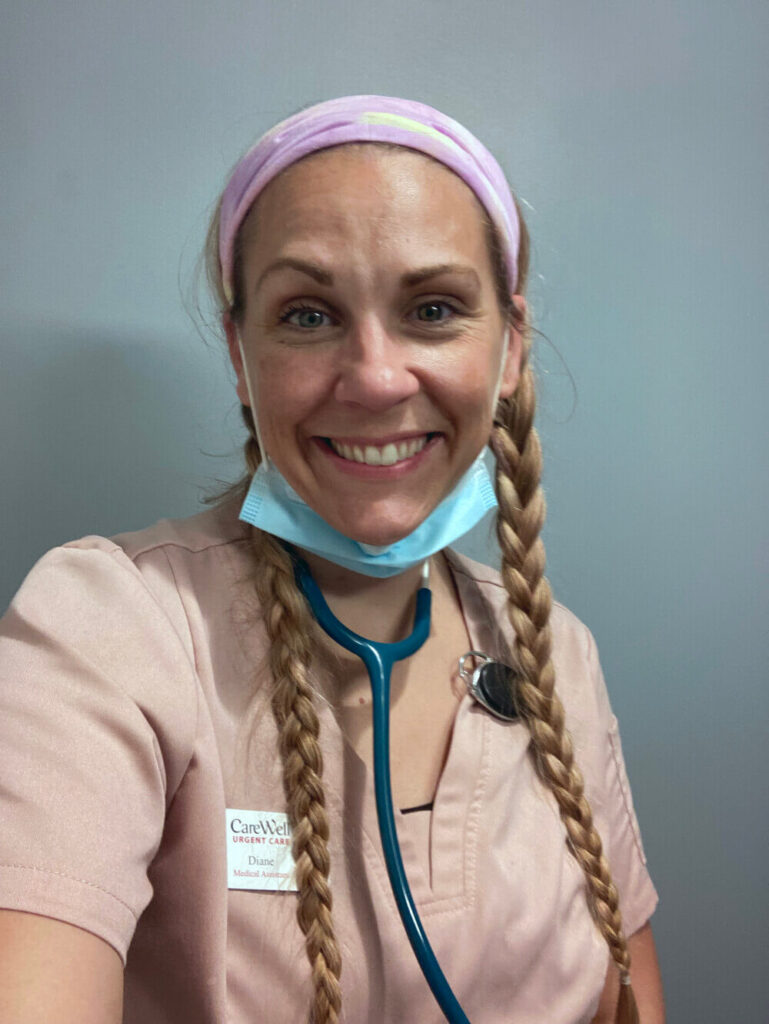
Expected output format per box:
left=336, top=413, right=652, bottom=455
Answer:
left=459, top=651, right=521, bottom=722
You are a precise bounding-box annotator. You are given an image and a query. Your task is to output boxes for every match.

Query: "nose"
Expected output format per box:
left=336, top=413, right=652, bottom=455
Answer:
left=333, top=316, right=421, bottom=411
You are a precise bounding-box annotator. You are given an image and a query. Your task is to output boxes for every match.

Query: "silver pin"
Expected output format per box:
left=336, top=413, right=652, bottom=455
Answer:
left=458, top=651, right=520, bottom=722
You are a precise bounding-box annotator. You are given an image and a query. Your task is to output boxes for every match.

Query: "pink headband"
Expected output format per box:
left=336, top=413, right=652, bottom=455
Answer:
left=218, top=94, right=520, bottom=305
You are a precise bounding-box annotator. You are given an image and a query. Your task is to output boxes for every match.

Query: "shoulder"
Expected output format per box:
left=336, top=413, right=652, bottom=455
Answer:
left=1, top=500, right=251, bottom=776
left=12, top=498, right=252, bottom=618
left=13, top=497, right=249, bottom=582
left=444, top=547, right=611, bottom=731
left=108, top=495, right=249, bottom=564
left=444, top=547, right=595, bottom=662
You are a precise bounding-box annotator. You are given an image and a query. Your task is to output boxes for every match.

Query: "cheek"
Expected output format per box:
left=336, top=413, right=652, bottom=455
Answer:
left=436, top=349, right=501, bottom=413
left=252, top=352, right=328, bottom=431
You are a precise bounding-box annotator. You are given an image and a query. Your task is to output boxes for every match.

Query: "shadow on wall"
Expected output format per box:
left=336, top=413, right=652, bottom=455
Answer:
left=0, top=322, right=243, bottom=611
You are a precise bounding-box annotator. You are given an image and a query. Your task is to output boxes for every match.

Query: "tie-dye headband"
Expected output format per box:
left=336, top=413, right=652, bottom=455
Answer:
left=218, top=94, right=520, bottom=305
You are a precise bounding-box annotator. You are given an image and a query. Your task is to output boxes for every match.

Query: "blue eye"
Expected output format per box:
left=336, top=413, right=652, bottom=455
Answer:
left=280, top=304, right=331, bottom=329
left=414, top=301, right=456, bottom=324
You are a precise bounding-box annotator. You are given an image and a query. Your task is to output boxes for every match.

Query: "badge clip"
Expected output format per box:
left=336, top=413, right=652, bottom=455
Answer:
left=458, top=651, right=521, bottom=722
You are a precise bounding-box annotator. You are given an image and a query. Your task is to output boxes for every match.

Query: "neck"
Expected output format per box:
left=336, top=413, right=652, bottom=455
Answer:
left=296, top=547, right=428, bottom=645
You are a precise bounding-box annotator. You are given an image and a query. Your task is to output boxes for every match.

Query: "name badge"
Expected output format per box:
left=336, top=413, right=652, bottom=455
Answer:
left=226, top=808, right=298, bottom=892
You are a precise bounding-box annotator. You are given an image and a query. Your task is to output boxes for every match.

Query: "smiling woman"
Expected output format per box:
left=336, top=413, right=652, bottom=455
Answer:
left=0, top=96, right=664, bottom=1024
left=224, top=143, right=516, bottom=549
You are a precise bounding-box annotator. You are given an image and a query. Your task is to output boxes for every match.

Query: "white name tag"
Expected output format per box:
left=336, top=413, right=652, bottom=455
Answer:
left=225, top=808, right=298, bottom=892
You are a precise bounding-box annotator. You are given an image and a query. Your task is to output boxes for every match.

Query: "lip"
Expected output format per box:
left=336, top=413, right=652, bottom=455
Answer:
left=312, top=433, right=443, bottom=478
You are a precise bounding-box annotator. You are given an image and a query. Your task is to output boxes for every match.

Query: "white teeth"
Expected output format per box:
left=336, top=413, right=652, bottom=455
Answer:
left=380, top=443, right=399, bottom=466
left=330, top=435, right=429, bottom=465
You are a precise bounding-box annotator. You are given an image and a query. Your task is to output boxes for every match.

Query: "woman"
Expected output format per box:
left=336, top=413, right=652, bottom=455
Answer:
left=0, top=96, right=664, bottom=1023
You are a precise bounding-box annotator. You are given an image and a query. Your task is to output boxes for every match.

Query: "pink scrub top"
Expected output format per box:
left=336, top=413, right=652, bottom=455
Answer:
left=0, top=499, right=658, bottom=1023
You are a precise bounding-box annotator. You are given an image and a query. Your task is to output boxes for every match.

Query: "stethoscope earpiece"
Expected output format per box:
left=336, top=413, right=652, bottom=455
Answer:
left=459, top=651, right=521, bottom=722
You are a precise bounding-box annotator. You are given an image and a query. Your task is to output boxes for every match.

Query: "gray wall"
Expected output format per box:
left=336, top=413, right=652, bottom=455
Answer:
left=2, top=2, right=767, bottom=1020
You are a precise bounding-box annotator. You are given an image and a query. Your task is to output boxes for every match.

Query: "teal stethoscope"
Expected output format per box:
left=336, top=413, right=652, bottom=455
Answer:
left=291, top=549, right=520, bottom=1024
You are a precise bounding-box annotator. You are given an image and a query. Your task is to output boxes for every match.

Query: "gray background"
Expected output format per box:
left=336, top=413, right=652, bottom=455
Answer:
left=2, top=2, right=767, bottom=1021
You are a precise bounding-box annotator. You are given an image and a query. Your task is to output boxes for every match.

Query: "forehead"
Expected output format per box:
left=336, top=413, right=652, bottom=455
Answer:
left=238, top=144, right=493, bottom=270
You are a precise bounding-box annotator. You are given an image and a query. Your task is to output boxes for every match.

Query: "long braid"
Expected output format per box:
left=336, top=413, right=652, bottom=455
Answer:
left=491, top=338, right=639, bottom=1023
left=240, top=424, right=343, bottom=1024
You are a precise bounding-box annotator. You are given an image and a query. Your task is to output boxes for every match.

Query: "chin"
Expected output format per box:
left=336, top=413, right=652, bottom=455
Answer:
left=329, top=489, right=454, bottom=547
left=344, top=525, right=415, bottom=548
left=333, top=511, right=426, bottom=549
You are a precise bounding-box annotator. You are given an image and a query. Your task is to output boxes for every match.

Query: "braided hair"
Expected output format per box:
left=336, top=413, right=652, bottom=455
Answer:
left=489, top=217, right=638, bottom=1023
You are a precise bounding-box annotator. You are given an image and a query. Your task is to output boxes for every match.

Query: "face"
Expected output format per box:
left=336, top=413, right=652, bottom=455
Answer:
left=225, top=145, right=524, bottom=547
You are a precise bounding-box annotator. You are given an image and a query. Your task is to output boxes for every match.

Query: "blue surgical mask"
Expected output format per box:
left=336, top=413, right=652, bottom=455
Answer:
left=238, top=451, right=497, bottom=578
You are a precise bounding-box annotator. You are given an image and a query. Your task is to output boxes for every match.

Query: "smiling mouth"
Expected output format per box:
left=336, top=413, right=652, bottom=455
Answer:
left=324, top=433, right=438, bottom=466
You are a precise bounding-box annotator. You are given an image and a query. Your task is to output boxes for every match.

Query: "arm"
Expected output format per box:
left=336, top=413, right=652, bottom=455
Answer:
left=592, top=921, right=665, bottom=1024
left=0, top=910, right=123, bottom=1024
left=0, top=543, right=197, bottom=1019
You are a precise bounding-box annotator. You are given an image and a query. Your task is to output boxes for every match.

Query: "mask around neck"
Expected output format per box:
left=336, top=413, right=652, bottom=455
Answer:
left=237, top=451, right=497, bottom=578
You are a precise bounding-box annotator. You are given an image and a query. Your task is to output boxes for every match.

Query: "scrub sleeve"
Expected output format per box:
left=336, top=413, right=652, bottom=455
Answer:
left=0, top=540, right=199, bottom=960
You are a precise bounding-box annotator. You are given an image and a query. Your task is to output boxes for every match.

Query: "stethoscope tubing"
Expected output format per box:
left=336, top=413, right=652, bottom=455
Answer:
left=292, top=557, right=471, bottom=1024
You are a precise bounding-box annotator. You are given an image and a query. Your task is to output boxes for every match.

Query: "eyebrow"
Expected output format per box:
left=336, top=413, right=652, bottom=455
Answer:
left=255, top=257, right=481, bottom=293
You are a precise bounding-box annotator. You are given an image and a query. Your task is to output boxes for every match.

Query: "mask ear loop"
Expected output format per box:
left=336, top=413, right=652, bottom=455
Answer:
left=236, top=329, right=270, bottom=468
left=491, top=327, right=510, bottom=412
left=489, top=326, right=510, bottom=428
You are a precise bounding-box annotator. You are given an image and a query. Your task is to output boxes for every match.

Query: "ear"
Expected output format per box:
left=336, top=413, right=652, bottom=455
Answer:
left=497, top=294, right=527, bottom=400
left=223, top=313, right=251, bottom=407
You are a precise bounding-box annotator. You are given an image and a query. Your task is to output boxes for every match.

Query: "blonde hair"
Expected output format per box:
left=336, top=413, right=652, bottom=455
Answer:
left=205, top=141, right=638, bottom=1024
